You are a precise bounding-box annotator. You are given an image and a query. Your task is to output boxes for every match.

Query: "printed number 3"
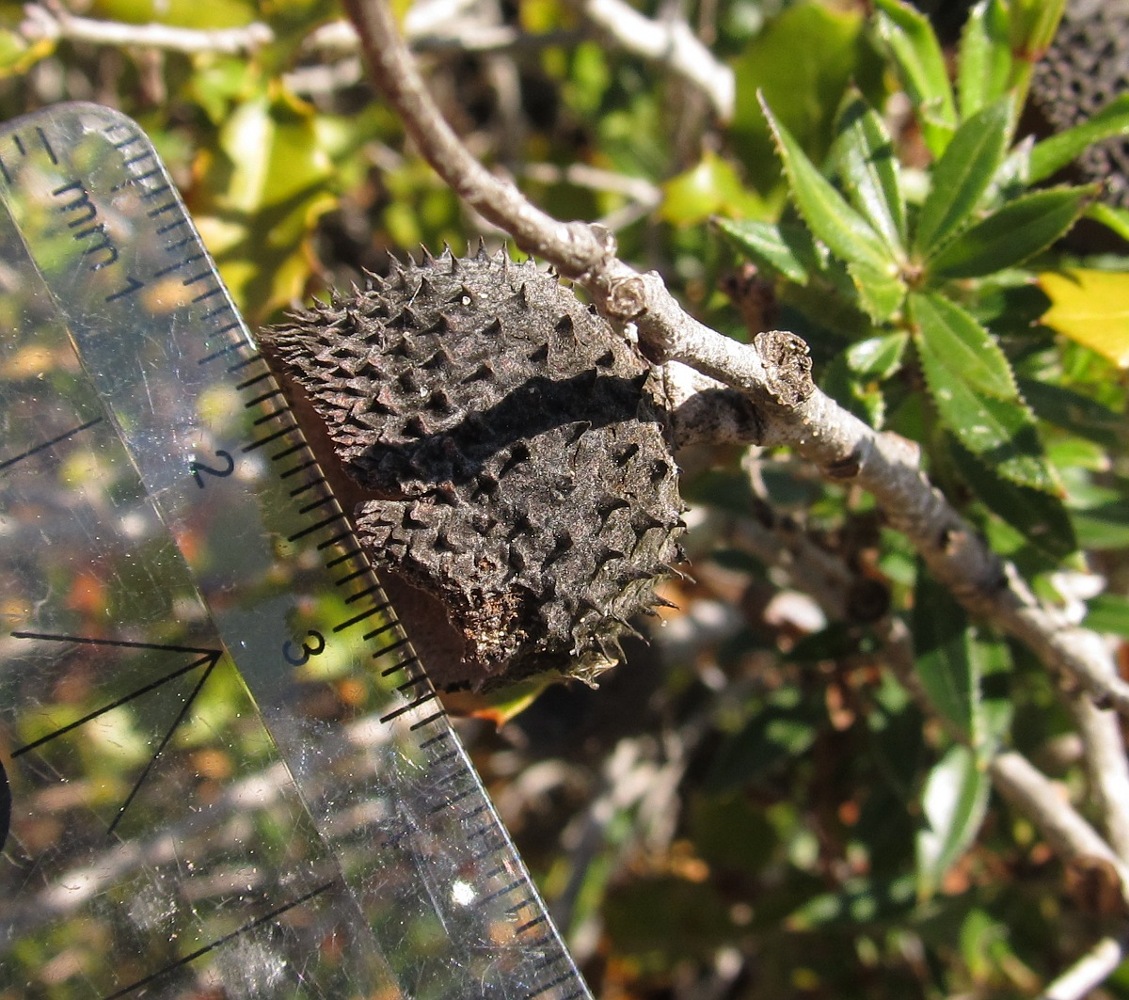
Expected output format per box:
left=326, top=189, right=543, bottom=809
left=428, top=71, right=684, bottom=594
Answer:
left=283, top=629, right=326, bottom=666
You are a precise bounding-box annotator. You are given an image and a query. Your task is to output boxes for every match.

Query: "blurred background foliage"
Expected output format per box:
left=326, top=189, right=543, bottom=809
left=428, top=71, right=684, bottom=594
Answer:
left=3, top=0, right=1129, bottom=996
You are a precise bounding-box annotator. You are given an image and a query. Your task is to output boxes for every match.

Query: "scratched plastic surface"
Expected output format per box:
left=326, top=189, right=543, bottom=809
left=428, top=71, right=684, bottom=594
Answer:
left=0, top=103, right=591, bottom=1000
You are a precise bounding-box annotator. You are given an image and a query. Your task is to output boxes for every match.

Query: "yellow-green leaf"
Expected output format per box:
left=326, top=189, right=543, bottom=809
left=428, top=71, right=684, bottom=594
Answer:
left=193, top=87, right=336, bottom=321
left=661, top=151, right=766, bottom=226
left=1039, top=269, right=1129, bottom=368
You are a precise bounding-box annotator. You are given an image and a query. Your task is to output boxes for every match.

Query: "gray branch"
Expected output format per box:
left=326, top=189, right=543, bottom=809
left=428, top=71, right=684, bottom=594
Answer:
left=340, top=0, right=1129, bottom=721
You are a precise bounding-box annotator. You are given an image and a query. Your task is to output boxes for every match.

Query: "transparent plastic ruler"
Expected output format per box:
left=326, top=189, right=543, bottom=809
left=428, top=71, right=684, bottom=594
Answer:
left=0, top=102, right=591, bottom=1000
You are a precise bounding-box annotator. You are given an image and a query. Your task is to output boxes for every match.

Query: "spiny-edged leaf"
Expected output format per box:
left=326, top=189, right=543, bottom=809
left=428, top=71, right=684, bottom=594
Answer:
left=1086, top=202, right=1129, bottom=244
left=913, top=569, right=978, bottom=740
left=927, top=186, right=1095, bottom=280
left=957, top=0, right=1012, bottom=119
left=1029, top=94, right=1129, bottom=183
left=872, top=0, right=957, bottom=156
left=916, top=744, right=991, bottom=900
left=847, top=331, right=910, bottom=378
left=950, top=438, right=1078, bottom=560
left=715, top=217, right=824, bottom=285
left=924, top=364, right=1057, bottom=492
left=1039, top=269, right=1129, bottom=369
left=910, top=292, right=1015, bottom=397
left=833, top=89, right=907, bottom=253
left=913, top=96, right=1014, bottom=258
left=912, top=295, right=1057, bottom=493
left=760, top=93, right=899, bottom=278
left=848, top=259, right=907, bottom=322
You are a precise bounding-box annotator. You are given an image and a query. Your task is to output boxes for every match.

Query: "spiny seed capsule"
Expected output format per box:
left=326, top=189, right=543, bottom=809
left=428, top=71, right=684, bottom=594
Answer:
left=262, top=245, right=685, bottom=691
left=1030, top=0, right=1129, bottom=208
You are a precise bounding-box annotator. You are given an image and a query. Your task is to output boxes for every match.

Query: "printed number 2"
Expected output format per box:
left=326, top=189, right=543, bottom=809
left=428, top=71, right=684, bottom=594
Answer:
left=190, top=450, right=235, bottom=488
left=283, top=630, right=326, bottom=666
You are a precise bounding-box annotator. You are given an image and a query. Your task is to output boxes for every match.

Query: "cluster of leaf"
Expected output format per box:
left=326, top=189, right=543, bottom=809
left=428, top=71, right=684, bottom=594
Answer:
left=719, top=0, right=1129, bottom=572
left=705, top=0, right=1129, bottom=951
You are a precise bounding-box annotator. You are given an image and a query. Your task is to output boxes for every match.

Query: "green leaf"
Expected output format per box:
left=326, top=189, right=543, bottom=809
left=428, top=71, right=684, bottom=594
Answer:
left=1086, top=201, right=1129, bottom=244
left=1019, top=377, right=1127, bottom=449
left=786, top=876, right=916, bottom=931
left=846, top=331, right=909, bottom=378
left=872, top=0, right=957, bottom=156
left=1086, top=593, right=1129, bottom=638
left=956, top=0, right=1012, bottom=119
left=1009, top=0, right=1066, bottom=59
left=848, top=260, right=906, bottom=322
left=761, top=95, right=898, bottom=278
left=911, top=293, right=1057, bottom=492
left=822, top=353, right=887, bottom=427
left=730, top=3, right=886, bottom=198
left=833, top=89, right=907, bottom=254
left=950, top=439, right=1077, bottom=560
left=927, top=186, right=1095, bottom=280
left=913, top=570, right=978, bottom=740
left=913, top=96, right=1013, bottom=258
left=715, top=217, right=823, bottom=285
left=1029, top=94, right=1129, bottom=183
left=916, top=744, right=991, bottom=900
left=1006, top=0, right=1066, bottom=105
left=1072, top=500, right=1129, bottom=551
left=910, top=292, right=1015, bottom=397
left=970, top=634, right=1013, bottom=756
left=705, top=688, right=819, bottom=793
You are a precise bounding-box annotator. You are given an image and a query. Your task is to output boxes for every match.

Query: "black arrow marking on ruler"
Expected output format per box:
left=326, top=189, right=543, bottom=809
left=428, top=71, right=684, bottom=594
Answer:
left=0, top=417, right=102, bottom=474
left=99, top=880, right=336, bottom=999
left=9, top=632, right=223, bottom=834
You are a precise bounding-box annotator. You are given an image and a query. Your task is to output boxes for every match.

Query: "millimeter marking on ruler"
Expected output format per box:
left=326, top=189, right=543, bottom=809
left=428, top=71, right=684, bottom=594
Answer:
left=0, top=102, right=592, bottom=999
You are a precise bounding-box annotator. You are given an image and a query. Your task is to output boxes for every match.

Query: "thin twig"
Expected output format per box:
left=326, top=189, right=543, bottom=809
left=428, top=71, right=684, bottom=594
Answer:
left=340, top=0, right=1129, bottom=720
left=1040, top=933, right=1129, bottom=1000
left=569, top=0, right=735, bottom=121
left=1067, top=696, right=1129, bottom=863
left=989, top=751, right=1129, bottom=892
left=21, top=3, right=273, bottom=53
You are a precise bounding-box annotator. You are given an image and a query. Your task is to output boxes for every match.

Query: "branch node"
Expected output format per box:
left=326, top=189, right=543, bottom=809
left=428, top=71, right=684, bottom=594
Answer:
left=754, top=330, right=813, bottom=407
left=606, top=274, right=649, bottom=322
